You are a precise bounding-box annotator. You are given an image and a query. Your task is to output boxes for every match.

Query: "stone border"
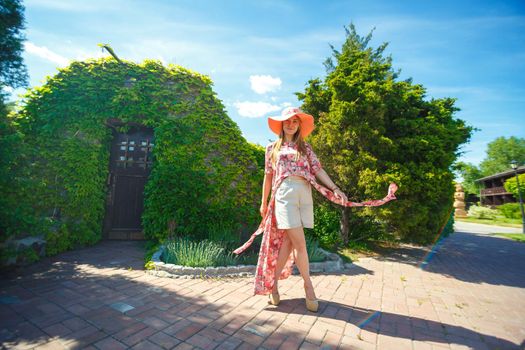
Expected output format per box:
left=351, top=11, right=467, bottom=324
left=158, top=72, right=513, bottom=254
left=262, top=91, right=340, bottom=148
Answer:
left=146, top=244, right=345, bottom=279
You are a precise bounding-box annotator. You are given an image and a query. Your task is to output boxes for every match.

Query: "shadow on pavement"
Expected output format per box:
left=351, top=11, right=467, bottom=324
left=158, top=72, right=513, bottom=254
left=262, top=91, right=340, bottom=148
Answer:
left=267, top=298, right=521, bottom=349
left=2, top=235, right=524, bottom=349
left=0, top=241, right=253, bottom=349
left=423, top=232, right=525, bottom=289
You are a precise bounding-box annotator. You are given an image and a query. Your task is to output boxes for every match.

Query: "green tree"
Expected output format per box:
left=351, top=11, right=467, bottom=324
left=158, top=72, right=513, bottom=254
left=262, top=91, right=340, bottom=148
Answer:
left=454, top=161, right=483, bottom=195
left=0, top=0, right=28, bottom=89
left=297, top=24, right=473, bottom=244
left=479, top=137, right=525, bottom=175
left=504, top=174, right=525, bottom=200
left=0, top=0, right=29, bottom=242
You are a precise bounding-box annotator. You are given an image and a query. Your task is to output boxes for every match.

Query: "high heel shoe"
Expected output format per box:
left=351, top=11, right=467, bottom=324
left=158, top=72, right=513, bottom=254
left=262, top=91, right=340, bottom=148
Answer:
left=305, top=297, right=319, bottom=312
left=304, top=283, right=318, bottom=312
left=268, top=292, right=280, bottom=306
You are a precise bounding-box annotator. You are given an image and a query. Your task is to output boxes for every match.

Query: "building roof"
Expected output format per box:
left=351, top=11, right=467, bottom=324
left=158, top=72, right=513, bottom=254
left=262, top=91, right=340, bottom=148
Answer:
left=475, top=165, right=525, bottom=182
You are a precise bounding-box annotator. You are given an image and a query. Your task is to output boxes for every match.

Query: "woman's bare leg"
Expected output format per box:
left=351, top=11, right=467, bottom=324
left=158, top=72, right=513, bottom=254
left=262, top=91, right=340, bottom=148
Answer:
left=286, top=226, right=317, bottom=300
left=272, top=234, right=292, bottom=293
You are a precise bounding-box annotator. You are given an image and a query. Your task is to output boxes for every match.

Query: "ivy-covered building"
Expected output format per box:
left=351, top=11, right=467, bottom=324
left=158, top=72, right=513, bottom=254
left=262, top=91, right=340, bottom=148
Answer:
left=1, top=58, right=264, bottom=266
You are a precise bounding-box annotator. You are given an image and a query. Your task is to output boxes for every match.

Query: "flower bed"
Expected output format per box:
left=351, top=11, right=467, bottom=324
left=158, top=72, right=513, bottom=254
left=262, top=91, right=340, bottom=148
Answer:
left=146, top=244, right=345, bottom=279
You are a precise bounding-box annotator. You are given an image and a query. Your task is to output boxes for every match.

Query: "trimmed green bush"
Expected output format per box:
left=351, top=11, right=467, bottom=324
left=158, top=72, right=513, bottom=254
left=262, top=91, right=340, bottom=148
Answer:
left=497, top=203, right=522, bottom=220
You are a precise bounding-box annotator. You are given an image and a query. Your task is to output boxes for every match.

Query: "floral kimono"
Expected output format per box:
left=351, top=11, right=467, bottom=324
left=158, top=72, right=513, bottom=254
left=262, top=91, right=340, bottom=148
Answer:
left=233, top=141, right=398, bottom=295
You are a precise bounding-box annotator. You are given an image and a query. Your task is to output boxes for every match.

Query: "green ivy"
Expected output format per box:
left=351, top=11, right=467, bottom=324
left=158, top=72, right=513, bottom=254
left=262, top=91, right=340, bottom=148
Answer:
left=1, top=58, right=264, bottom=264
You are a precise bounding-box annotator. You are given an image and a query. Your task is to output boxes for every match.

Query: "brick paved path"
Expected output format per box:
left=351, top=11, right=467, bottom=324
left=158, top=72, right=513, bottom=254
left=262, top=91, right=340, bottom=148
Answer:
left=1, top=224, right=524, bottom=349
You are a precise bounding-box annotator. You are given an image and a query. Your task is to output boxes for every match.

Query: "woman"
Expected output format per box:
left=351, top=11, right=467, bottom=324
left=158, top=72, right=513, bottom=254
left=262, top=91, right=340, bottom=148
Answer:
left=234, top=107, right=397, bottom=312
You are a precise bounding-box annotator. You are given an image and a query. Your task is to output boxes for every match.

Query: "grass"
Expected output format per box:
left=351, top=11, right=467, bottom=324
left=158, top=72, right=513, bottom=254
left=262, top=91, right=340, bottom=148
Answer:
left=162, top=239, right=258, bottom=267
left=456, top=216, right=521, bottom=228
left=161, top=235, right=327, bottom=268
left=493, top=233, right=525, bottom=243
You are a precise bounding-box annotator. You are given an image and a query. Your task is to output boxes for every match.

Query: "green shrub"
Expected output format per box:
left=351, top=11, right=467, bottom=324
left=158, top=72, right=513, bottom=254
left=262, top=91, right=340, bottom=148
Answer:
left=504, top=174, right=525, bottom=200
left=467, top=205, right=499, bottom=219
left=305, top=236, right=327, bottom=262
left=162, top=238, right=258, bottom=267
left=163, top=239, right=237, bottom=267
left=162, top=236, right=325, bottom=268
left=2, top=58, right=264, bottom=264
left=311, top=204, right=342, bottom=248
left=207, top=222, right=242, bottom=248
left=497, top=203, right=522, bottom=219
left=348, top=214, right=388, bottom=242
left=311, top=202, right=392, bottom=248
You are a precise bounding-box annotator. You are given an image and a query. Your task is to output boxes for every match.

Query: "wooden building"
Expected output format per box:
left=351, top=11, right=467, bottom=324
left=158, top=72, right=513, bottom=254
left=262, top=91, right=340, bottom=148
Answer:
left=476, top=166, right=525, bottom=206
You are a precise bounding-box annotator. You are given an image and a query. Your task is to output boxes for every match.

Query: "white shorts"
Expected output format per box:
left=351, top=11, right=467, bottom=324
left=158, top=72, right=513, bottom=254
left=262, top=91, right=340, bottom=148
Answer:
left=275, top=176, right=314, bottom=229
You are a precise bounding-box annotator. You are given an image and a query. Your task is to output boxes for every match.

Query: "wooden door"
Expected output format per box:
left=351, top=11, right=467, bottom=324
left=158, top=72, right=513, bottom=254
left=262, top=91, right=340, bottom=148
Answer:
left=104, top=126, right=154, bottom=240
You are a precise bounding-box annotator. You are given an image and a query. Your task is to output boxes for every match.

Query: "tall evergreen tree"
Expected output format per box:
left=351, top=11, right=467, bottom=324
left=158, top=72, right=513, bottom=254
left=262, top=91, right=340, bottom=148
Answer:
left=0, top=0, right=28, bottom=240
left=0, top=0, right=28, bottom=89
left=298, top=25, right=473, bottom=244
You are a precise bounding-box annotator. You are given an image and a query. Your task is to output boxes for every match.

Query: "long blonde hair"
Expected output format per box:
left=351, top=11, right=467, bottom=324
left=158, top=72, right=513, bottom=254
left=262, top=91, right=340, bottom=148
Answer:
left=270, top=123, right=307, bottom=166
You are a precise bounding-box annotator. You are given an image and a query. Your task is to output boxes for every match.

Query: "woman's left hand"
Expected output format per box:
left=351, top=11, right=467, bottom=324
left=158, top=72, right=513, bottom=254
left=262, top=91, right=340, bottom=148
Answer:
left=333, top=188, right=348, bottom=204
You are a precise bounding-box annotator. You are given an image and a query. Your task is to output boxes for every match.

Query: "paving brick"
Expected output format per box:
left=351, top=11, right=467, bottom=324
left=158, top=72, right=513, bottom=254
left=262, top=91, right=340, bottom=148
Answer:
left=305, top=326, right=326, bottom=345
left=62, top=316, right=91, bottom=332
left=320, top=331, right=342, bottom=348
left=278, top=335, right=303, bottom=350
left=66, top=303, right=91, bottom=316
left=42, top=323, right=72, bottom=338
left=173, top=322, right=206, bottom=341
left=62, top=328, right=108, bottom=349
left=298, top=341, right=319, bottom=350
left=1, top=229, right=524, bottom=350
left=196, top=327, right=229, bottom=342
left=131, top=339, right=165, bottom=350
left=148, top=331, right=181, bottom=349
left=34, top=339, right=69, bottom=350
left=261, top=330, right=287, bottom=348
left=221, top=318, right=249, bottom=335
left=91, top=314, right=138, bottom=334
left=186, top=333, right=217, bottom=349
left=233, top=328, right=266, bottom=347
left=122, top=326, right=158, bottom=347
left=94, top=336, right=128, bottom=350
left=112, top=321, right=148, bottom=341
left=142, top=316, right=170, bottom=330
left=172, top=342, right=195, bottom=350
left=214, top=336, right=243, bottom=350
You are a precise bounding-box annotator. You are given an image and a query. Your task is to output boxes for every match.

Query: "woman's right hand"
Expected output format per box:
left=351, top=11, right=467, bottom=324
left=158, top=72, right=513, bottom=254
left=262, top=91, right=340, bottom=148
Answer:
left=260, top=202, right=268, bottom=218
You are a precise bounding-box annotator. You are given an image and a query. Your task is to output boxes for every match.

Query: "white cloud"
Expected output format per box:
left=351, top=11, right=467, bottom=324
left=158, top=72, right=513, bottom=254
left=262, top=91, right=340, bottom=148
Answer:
left=249, top=75, right=282, bottom=94
left=234, top=101, right=294, bottom=118
left=234, top=101, right=281, bottom=118
left=25, top=42, right=69, bottom=67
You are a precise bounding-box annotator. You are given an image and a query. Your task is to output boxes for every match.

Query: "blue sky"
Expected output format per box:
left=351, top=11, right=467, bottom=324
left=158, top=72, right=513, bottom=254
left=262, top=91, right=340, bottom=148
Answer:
left=11, top=0, right=525, bottom=166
